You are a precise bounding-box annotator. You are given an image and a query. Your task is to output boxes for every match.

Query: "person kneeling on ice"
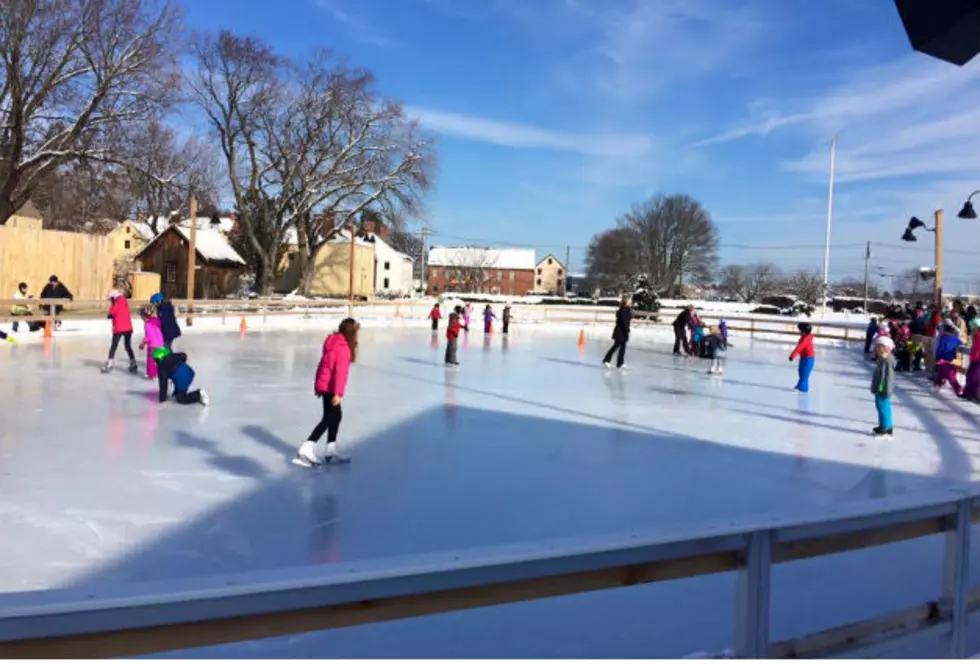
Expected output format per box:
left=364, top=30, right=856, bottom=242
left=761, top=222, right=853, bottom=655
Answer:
left=153, top=347, right=209, bottom=406
left=789, top=322, right=815, bottom=393
left=294, top=318, right=359, bottom=468
left=704, top=326, right=729, bottom=375
left=871, top=339, right=897, bottom=438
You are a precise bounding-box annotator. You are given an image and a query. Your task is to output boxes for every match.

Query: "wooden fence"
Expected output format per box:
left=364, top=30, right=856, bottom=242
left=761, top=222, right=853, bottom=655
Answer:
left=1, top=488, right=977, bottom=658
left=0, top=226, right=113, bottom=302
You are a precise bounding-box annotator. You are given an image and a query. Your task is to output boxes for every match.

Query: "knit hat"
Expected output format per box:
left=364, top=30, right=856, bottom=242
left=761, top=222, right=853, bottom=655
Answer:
left=152, top=347, right=171, bottom=362
left=150, top=293, right=164, bottom=305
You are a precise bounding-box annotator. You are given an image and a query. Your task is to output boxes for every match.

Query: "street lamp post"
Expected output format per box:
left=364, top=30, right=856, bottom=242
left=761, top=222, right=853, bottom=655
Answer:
left=901, top=210, right=943, bottom=306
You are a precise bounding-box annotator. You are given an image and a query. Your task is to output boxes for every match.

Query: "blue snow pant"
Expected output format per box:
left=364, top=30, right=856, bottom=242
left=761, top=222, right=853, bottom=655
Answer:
left=875, top=395, right=893, bottom=430
left=796, top=356, right=815, bottom=393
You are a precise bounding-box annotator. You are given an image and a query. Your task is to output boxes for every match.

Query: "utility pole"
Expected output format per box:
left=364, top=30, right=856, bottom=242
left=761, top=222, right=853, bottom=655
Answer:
left=862, top=241, right=871, bottom=312
left=821, top=134, right=838, bottom=315
left=186, top=195, right=197, bottom=327
left=934, top=208, right=944, bottom=307
left=348, top=222, right=356, bottom=316
left=564, top=245, right=571, bottom=297
left=418, top=226, right=430, bottom=295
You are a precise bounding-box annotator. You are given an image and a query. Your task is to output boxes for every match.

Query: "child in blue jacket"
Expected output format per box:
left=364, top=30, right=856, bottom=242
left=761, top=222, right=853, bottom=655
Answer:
left=153, top=347, right=209, bottom=406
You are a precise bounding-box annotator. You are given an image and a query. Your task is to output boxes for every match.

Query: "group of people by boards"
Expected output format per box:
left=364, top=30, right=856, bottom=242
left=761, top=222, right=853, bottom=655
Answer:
left=0, top=275, right=74, bottom=344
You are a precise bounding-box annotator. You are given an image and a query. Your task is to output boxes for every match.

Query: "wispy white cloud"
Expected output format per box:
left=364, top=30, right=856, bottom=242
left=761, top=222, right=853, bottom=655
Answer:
left=405, top=106, right=654, bottom=158
left=314, top=0, right=392, bottom=47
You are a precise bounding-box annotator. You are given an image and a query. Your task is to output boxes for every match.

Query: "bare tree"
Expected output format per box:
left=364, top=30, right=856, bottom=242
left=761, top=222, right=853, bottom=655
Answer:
left=190, top=34, right=434, bottom=294
left=442, top=249, right=498, bottom=293
left=892, top=268, right=933, bottom=300
left=785, top=270, right=824, bottom=305
left=125, top=117, right=219, bottom=233
left=619, top=194, right=718, bottom=296
left=717, top=263, right=782, bottom=303
left=585, top=227, right=642, bottom=294
left=0, top=0, right=180, bottom=224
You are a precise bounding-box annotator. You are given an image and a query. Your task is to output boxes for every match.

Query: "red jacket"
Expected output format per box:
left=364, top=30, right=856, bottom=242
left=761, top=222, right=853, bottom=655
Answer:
left=447, top=319, right=461, bottom=340
left=429, top=306, right=441, bottom=321
left=314, top=333, right=352, bottom=397
left=108, top=296, right=133, bottom=334
left=790, top=333, right=814, bottom=360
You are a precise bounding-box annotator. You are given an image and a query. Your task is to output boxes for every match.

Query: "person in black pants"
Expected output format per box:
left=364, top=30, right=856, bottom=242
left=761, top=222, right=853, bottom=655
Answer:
left=673, top=305, right=695, bottom=355
left=603, top=296, right=632, bottom=369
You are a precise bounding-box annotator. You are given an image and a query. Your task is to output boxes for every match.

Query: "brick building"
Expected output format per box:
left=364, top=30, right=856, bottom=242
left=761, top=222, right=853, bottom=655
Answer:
left=426, top=247, right=536, bottom=296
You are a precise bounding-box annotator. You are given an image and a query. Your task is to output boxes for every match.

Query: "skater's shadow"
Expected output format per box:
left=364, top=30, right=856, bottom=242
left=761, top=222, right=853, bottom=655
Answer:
left=399, top=357, right=448, bottom=368
left=242, top=424, right=297, bottom=460
left=729, top=408, right=867, bottom=438
left=541, top=358, right=605, bottom=370
left=81, top=359, right=107, bottom=368
left=173, top=430, right=269, bottom=481
left=125, top=389, right=158, bottom=402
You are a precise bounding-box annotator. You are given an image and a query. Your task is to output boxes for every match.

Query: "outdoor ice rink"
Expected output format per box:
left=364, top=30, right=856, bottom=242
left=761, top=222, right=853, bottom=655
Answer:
left=2, top=324, right=979, bottom=657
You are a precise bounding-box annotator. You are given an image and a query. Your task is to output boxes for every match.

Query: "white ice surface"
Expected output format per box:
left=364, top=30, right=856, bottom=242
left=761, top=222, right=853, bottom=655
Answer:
left=1, top=327, right=979, bottom=657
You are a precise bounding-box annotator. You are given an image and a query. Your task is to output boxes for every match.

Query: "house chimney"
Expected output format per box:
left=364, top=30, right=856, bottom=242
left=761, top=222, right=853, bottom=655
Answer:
left=363, top=220, right=376, bottom=236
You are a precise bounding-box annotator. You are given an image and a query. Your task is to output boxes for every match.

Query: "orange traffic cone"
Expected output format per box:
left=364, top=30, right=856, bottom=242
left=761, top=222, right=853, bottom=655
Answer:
left=240, top=316, right=247, bottom=334
left=577, top=329, right=586, bottom=347
left=43, top=320, right=52, bottom=338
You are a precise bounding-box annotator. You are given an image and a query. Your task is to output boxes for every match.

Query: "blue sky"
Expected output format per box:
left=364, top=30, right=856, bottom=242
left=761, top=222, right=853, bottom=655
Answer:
left=183, top=0, right=980, bottom=291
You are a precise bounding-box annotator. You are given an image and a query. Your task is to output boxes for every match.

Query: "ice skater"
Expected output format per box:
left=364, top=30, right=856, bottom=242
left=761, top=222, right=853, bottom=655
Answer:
left=139, top=305, right=164, bottom=380
left=789, top=322, right=815, bottom=393
left=602, top=295, right=632, bottom=369
left=483, top=304, right=496, bottom=334
left=502, top=305, right=512, bottom=335
left=445, top=312, right=461, bottom=366
left=673, top=305, right=694, bottom=355
left=871, top=338, right=896, bottom=438
left=294, top=318, right=359, bottom=468
left=153, top=347, right=209, bottom=406
left=463, top=303, right=472, bottom=332
left=704, top=326, right=728, bottom=375
left=102, top=290, right=138, bottom=374
left=864, top=317, right=878, bottom=357
left=934, top=322, right=964, bottom=395
left=429, top=303, right=441, bottom=332
left=0, top=330, right=17, bottom=344
left=961, top=319, right=980, bottom=402
left=150, top=292, right=181, bottom=349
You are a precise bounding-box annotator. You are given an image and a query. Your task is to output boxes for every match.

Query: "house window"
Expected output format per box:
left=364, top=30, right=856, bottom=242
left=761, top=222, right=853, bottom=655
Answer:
left=497, top=271, right=503, bottom=280
left=548, top=258, right=553, bottom=265
left=384, top=261, right=390, bottom=270
left=165, top=262, right=177, bottom=283
left=557, top=278, right=563, bottom=288
left=431, top=268, right=438, bottom=278
left=558, top=269, right=563, bottom=276
left=432, top=285, right=439, bottom=293
left=124, top=240, right=131, bottom=249
left=509, top=271, right=515, bottom=281
left=383, top=277, right=390, bottom=289
left=125, top=226, right=131, bottom=235
left=537, top=268, right=542, bottom=275
left=536, top=278, right=542, bottom=286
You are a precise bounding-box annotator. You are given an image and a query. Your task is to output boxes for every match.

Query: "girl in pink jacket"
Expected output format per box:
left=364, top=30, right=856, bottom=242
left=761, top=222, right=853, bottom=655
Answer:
left=102, top=290, right=138, bottom=374
left=294, top=318, right=359, bottom=467
left=139, top=305, right=165, bottom=379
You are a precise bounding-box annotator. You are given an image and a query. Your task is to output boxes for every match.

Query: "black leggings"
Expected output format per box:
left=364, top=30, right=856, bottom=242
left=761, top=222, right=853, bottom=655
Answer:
left=673, top=325, right=690, bottom=354
left=603, top=339, right=628, bottom=367
left=108, top=331, right=135, bottom=361
left=308, top=393, right=342, bottom=443
left=174, top=389, right=202, bottom=405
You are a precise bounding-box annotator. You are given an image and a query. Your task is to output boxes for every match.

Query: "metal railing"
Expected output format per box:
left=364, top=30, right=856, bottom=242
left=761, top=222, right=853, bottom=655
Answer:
left=1, top=488, right=977, bottom=658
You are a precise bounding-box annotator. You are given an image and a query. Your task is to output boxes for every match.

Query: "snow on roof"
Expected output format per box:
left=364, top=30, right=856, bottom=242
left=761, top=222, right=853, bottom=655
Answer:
left=365, top=233, right=413, bottom=262
left=328, top=228, right=376, bottom=248
left=178, top=216, right=237, bottom=234
left=129, top=220, right=155, bottom=241
left=428, top=246, right=536, bottom=270
left=171, top=226, right=246, bottom=265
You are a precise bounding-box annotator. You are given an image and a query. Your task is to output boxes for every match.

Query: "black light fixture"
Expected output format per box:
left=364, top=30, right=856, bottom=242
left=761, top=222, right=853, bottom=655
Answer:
left=902, top=227, right=918, bottom=242
left=902, top=216, right=934, bottom=242
left=957, top=190, right=980, bottom=219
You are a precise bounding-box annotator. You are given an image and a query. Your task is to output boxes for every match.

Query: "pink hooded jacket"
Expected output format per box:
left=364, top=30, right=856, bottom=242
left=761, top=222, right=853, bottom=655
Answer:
left=108, top=296, right=133, bottom=334
left=970, top=329, right=980, bottom=363
left=143, top=317, right=164, bottom=349
left=314, top=333, right=352, bottom=397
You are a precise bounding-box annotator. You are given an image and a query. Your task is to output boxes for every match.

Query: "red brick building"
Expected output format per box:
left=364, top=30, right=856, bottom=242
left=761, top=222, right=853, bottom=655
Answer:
left=426, top=247, right=536, bottom=296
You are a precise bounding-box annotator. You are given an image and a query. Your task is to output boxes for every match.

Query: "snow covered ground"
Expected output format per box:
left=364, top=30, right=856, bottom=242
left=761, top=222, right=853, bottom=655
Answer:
left=0, top=326, right=977, bottom=656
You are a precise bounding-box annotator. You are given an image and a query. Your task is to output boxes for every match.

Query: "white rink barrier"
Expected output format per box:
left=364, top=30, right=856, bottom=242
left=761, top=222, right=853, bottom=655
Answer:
left=1, top=488, right=978, bottom=658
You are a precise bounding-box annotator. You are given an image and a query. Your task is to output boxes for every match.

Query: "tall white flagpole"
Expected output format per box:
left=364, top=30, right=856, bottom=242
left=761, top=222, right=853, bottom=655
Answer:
left=821, top=134, right=838, bottom=315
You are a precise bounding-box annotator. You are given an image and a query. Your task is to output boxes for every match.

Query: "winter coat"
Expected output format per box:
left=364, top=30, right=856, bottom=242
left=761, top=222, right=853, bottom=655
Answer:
left=314, top=332, right=352, bottom=397
left=143, top=317, right=164, bottom=349
left=704, top=333, right=727, bottom=359
left=927, top=312, right=941, bottom=337
left=429, top=307, right=441, bottom=321
left=11, top=291, right=30, bottom=315
left=612, top=305, right=632, bottom=342
left=718, top=319, right=728, bottom=341
left=484, top=309, right=495, bottom=323
left=447, top=318, right=461, bottom=340
left=935, top=333, right=963, bottom=363
left=865, top=319, right=878, bottom=343
left=40, top=282, right=73, bottom=301
left=871, top=354, right=897, bottom=397
left=108, top=296, right=134, bottom=334
left=673, top=310, right=693, bottom=329
left=156, top=352, right=194, bottom=402
left=790, top=333, right=815, bottom=360
left=909, top=315, right=927, bottom=337
left=157, top=301, right=181, bottom=343
left=503, top=308, right=512, bottom=323
left=970, top=329, right=980, bottom=363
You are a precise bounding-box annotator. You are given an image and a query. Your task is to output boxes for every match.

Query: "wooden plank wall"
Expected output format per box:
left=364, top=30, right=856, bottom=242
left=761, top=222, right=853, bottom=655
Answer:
left=0, top=226, right=113, bottom=300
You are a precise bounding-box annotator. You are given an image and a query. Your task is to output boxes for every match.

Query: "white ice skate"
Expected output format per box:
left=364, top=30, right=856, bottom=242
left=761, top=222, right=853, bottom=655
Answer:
left=128, top=362, right=139, bottom=375
left=199, top=389, right=210, bottom=407
left=101, top=360, right=113, bottom=374
left=323, top=441, right=351, bottom=464
left=292, top=441, right=320, bottom=468
left=603, top=362, right=611, bottom=369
